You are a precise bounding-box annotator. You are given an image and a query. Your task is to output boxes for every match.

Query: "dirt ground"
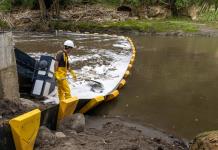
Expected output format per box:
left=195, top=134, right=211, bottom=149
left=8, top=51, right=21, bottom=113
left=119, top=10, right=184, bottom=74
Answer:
left=0, top=98, right=49, bottom=123
left=37, top=116, right=188, bottom=150
left=0, top=99, right=27, bottom=121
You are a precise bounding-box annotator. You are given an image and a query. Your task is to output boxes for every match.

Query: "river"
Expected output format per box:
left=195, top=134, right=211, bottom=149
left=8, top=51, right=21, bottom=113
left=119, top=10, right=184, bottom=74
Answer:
left=14, top=32, right=218, bottom=140
left=95, top=35, right=218, bottom=140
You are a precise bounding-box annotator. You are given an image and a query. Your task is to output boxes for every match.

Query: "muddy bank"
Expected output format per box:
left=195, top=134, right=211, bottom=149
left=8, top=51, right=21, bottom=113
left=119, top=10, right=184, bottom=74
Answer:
left=0, top=99, right=32, bottom=122
left=0, top=98, right=53, bottom=123
left=36, top=115, right=188, bottom=150
left=0, top=99, right=25, bottom=120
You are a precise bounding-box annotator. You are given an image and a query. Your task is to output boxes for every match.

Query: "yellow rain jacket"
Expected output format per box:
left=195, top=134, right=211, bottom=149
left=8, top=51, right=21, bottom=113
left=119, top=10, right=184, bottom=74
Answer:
left=55, top=51, right=72, bottom=101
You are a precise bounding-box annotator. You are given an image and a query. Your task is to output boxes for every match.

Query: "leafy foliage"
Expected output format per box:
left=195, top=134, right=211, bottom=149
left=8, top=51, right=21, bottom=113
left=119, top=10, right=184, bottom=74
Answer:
left=0, top=0, right=11, bottom=11
left=1, top=0, right=218, bottom=16
left=0, top=20, right=9, bottom=29
left=12, top=0, right=36, bottom=8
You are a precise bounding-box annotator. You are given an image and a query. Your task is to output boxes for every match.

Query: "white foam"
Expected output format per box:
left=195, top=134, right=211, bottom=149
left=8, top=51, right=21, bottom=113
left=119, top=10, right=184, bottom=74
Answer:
left=27, top=34, right=133, bottom=102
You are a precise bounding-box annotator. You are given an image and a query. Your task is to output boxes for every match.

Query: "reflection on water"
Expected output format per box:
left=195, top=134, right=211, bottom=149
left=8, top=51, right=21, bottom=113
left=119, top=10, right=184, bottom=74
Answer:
left=95, top=36, right=218, bottom=140
left=15, top=32, right=218, bottom=139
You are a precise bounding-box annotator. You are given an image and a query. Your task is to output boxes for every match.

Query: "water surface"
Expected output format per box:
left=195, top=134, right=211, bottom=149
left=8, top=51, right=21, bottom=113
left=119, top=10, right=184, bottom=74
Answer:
left=15, top=32, right=218, bottom=139
left=96, top=35, right=218, bottom=140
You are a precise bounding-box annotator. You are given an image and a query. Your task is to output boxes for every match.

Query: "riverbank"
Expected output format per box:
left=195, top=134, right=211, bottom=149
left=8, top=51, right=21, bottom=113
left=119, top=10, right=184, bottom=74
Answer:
left=49, top=19, right=218, bottom=37
left=3, top=18, right=218, bottom=38
left=2, top=5, right=218, bottom=149
left=1, top=5, right=218, bottom=37
left=35, top=115, right=188, bottom=150
left=0, top=99, right=189, bottom=150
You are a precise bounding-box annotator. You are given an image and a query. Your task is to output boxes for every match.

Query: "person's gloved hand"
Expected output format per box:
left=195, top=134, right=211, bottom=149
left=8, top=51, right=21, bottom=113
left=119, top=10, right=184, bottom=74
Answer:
left=55, top=72, right=66, bottom=81
left=70, top=70, right=77, bottom=81
left=55, top=72, right=61, bottom=81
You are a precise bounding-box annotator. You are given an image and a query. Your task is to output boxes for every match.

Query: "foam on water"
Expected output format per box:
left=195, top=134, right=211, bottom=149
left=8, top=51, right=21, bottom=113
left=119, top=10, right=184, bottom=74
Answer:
left=23, top=33, right=132, bottom=103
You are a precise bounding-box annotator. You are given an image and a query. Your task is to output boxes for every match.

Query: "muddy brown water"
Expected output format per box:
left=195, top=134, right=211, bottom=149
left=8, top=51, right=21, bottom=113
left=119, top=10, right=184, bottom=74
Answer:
left=14, top=32, right=218, bottom=140
left=96, top=35, right=218, bottom=140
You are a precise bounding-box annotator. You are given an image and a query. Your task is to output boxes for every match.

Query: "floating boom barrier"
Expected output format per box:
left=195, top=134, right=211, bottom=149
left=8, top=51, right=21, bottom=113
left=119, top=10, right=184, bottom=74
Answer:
left=0, top=34, right=136, bottom=150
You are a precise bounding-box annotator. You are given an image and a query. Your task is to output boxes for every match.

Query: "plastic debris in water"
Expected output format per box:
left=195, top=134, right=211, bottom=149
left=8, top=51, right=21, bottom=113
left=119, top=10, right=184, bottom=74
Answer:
left=86, top=79, right=104, bottom=93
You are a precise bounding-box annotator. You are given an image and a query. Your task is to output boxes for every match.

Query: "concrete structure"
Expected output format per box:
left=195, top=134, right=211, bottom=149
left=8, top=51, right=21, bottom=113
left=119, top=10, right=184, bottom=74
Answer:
left=0, top=32, right=20, bottom=101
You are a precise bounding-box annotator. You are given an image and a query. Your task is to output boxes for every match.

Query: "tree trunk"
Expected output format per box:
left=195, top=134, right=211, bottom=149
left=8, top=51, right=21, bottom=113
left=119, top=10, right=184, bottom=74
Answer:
left=52, top=0, right=60, bottom=18
left=169, top=0, right=178, bottom=16
left=38, top=0, right=47, bottom=20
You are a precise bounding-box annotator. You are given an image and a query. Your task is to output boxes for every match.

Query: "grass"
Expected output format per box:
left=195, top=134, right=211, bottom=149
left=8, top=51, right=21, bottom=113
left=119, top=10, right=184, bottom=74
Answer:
left=49, top=21, right=104, bottom=31
left=197, top=20, right=218, bottom=29
left=49, top=19, right=199, bottom=33
left=105, top=19, right=199, bottom=32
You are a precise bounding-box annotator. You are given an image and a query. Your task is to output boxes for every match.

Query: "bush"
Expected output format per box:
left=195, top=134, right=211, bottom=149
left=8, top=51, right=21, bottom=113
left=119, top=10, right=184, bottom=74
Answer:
left=12, top=0, right=36, bottom=9
left=199, top=9, right=218, bottom=21
left=0, top=0, right=11, bottom=11
left=0, top=20, right=9, bottom=29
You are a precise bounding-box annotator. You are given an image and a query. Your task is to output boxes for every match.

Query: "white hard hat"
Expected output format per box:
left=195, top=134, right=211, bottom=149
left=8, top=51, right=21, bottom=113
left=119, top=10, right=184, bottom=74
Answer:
left=64, top=40, right=75, bottom=48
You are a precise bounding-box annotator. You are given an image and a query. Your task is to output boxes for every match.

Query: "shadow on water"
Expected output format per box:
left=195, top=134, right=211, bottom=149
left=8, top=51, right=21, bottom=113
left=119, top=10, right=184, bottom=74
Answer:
left=93, top=35, right=218, bottom=140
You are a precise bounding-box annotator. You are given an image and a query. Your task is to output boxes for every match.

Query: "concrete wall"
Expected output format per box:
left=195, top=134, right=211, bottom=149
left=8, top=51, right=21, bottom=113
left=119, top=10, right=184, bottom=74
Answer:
left=0, top=32, right=20, bottom=100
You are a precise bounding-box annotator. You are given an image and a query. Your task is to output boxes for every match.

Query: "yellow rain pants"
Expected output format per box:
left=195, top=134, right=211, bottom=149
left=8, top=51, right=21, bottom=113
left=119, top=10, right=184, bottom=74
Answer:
left=57, top=78, right=72, bottom=101
left=55, top=53, right=72, bottom=101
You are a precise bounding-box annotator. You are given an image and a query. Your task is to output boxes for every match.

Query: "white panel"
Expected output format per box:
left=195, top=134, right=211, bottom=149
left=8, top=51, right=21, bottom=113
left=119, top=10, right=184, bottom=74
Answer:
left=50, top=60, right=55, bottom=73
left=48, top=72, right=53, bottom=78
left=38, top=70, right=46, bottom=75
left=32, top=80, right=44, bottom=95
left=43, top=82, right=51, bottom=96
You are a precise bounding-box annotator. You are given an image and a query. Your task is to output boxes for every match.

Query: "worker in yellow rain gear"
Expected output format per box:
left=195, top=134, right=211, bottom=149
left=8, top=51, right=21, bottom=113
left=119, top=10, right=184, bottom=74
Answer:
left=55, top=40, right=77, bottom=101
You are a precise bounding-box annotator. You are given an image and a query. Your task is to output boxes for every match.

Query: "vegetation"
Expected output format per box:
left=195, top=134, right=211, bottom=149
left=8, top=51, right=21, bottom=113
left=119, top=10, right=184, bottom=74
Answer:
left=0, top=0, right=11, bottom=11
left=0, top=20, right=9, bottom=29
left=198, top=9, right=218, bottom=21
left=12, top=0, right=36, bottom=8
left=107, top=19, right=198, bottom=32
left=0, top=0, right=218, bottom=32
left=50, top=19, right=198, bottom=33
left=0, top=0, right=217, bottom=13
left=0, top=0, right=218, bottom=20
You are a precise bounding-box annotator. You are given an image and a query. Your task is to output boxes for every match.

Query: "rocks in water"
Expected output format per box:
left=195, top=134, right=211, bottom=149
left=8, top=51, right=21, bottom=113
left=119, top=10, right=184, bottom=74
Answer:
left=59, top=113, right=85, bottom=133
left=35, top=126, right=57, bottom=147
left=190, top=131, right=218, bottom=150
